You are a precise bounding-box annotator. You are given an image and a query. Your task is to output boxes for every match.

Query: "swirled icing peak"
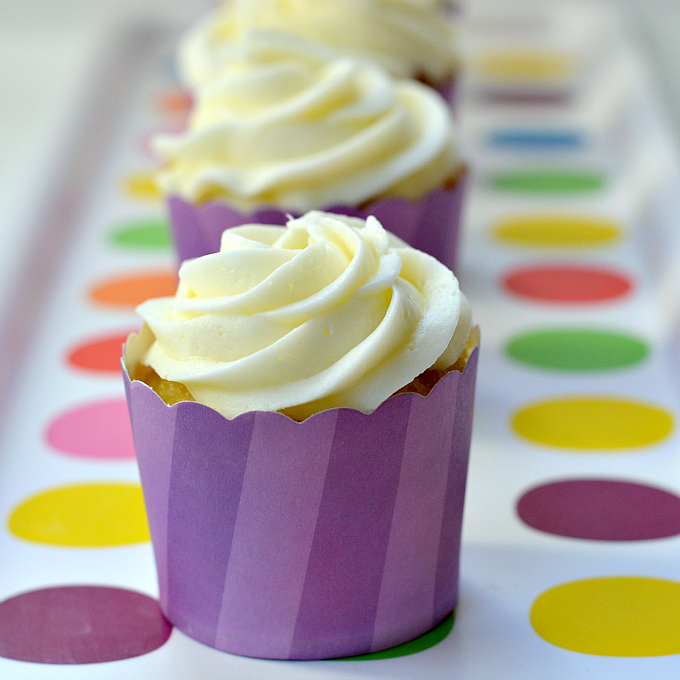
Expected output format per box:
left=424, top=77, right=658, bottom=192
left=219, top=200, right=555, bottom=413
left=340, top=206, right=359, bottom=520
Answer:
left=135, top=211, right=471, bottom=420
left=179, top=0, right=457, bottom=87
left=153, top=33, right=458, bottom=212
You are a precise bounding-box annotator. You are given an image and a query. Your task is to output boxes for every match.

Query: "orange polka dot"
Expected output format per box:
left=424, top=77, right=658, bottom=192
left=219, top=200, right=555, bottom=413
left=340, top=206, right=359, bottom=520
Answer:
left=89, top=271, right=177, bottom=308
left=155, top=86, right=192, bottom=117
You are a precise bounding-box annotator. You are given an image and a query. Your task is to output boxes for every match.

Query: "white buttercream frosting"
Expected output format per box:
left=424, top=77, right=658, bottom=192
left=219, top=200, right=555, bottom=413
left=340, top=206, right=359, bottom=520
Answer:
left=153, top=33, right=459, bottom=212
left=179, top=0, right=457, bottom=88
left=135, top=211, right=471, bottom=420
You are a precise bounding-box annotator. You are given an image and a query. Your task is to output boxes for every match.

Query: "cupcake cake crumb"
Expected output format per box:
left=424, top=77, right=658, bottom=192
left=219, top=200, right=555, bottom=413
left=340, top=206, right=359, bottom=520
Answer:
left=132, top=364, right=195, bottom=406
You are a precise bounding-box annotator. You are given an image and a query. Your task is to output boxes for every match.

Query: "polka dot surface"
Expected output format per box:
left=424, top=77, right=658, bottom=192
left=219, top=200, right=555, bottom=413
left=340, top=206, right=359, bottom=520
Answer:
left=8, top=483, right=149, bottom=547
left=342, top=612, right=454, bottom=660
left=531, top=577, right=680, bottom=656
left=154, top=86, right=192, bottom=117
left=503, top=265, right=632, bottom=303
left=517, top=479, right=680, bottom=540
left=66, top=330, right=135, bottom=374
left=512, top=396, right=673, bottom=450
left=142, top=126, right=186, bottom=158
left=485, top=92, right=569, bottom=106
left=489, top=170, right=605, bottom=194
left=0, top=586, right=171, bottom=664
left=109, top=218, right=170, bottom=250
left=121, top=171, right=161, bottom=202
left=89, top=271, right=176, bottom=308
left=45, top=398, right=135, bottom=461
left=506, top=329, right=648, bottom=371
left=493, top=214, right=620, bottom=248
left=476, top=51, right=575, bottom=82
left=489, top=130, right=583, bottom=151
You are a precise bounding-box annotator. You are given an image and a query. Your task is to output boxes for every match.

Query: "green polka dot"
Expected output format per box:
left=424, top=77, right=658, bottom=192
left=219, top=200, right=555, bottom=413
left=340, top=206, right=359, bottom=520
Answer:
left=340, top=612, right=454, bottom=660
left=506, top=329, right=649, bottom=371
left=489, top=170, right=605, bottom=194
left=110, top=218, right=171, bottom=250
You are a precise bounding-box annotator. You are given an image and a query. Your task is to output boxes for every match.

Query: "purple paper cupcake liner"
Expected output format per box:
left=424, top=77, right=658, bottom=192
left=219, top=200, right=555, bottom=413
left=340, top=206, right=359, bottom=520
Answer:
left=123, top=334, right=478, bottom=660
left=167, top=172, right=467, bottom=272
left=432, top=75, right=456, bottom=106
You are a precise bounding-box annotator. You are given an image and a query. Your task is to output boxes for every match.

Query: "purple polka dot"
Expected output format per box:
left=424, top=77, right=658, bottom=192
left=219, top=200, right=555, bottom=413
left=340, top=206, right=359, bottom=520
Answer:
left=517, top=479, right=680, bottom=541
left=0, top=586, right=171, bottom=664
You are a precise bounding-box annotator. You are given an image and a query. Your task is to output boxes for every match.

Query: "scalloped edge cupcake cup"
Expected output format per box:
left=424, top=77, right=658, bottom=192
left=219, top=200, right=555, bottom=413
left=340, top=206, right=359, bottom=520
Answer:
left=166, top=169, right=467, bottom=272
left=432, top=74, right=456, bottom=106
left=122, top=326, right=478, bottom=660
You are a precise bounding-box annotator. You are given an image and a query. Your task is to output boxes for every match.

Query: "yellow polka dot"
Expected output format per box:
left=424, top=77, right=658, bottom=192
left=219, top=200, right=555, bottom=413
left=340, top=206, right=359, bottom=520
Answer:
left=8, top=483, right=150, bottom=547
left=493, top=214, right=621, bottom=248
left=512, top=396, right=673, bottom=450
left=121, top=171, right=161, bottom=202
left=475, top=51, right=576, bottom=82
left=531, top=577, right=680, bottom=656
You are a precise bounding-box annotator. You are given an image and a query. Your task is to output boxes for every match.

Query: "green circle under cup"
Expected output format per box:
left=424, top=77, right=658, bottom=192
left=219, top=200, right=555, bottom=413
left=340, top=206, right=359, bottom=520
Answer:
left=110, top=218, right=171, bottom=250
left=340, top=612, right=454, bottom=660
left=489, top=170, right=605, bottom=194
left=506, top=329, right=648, bottom=371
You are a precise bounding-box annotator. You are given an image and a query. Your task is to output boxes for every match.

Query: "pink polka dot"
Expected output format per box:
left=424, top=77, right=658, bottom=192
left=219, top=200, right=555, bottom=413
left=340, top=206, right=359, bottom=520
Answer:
left=45, top=398, right=135, bottom=460
left=0, top=586, right=171, bottom=664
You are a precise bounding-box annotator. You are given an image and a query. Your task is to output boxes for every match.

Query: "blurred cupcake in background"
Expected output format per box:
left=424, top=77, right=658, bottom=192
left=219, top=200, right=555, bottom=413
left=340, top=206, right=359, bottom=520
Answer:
left=178, top=0, right=459, bottom=99
left=153, top=33, right=466, bottom=269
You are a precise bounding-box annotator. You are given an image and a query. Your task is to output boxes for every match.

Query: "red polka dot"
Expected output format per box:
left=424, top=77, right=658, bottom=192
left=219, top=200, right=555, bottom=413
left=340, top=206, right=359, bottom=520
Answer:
left=0, top=586, right=171, bottom=664
left=66, top=331, right=135, bottom=374
left=503, top=265, right=632, bottom=303
left=45, top=398, right=135, bottom=460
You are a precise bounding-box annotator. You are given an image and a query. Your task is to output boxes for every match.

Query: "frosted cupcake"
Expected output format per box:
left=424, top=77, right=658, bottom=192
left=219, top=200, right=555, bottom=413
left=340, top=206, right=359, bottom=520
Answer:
left=179, top=0, right=458, bottom=96
left=154, top=33, right=466, bottom=269
left=123, top=211, right=479, bottom=659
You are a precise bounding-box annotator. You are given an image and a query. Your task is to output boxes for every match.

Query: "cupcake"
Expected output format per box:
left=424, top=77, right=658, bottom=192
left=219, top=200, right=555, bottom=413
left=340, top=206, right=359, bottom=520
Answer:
left=123, top=211, right=479, bottom=659
left=154, top=33, right=466, bottom=269
left=178, top=0, right=458, bottom=97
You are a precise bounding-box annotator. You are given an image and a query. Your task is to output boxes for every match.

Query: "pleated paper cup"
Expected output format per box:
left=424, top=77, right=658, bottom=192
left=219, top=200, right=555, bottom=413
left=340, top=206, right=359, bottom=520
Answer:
left=166, top=169, right=467, bottom=272
left=122, top=327, right=478, bottom=660
left=430, top=73, right=456, bottom=106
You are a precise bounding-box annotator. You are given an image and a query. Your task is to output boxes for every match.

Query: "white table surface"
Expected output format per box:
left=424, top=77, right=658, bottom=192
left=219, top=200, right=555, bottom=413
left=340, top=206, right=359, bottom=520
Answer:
left=0, top=0, right=211, bottom=307
left=1, top=1, right=680, bottom=678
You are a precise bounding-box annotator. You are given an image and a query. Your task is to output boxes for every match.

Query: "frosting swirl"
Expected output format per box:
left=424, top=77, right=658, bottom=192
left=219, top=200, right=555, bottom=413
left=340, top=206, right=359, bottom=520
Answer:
left=179, top=0, right=457, bottom=87
left=153, top=33, right=459, bottom=212
left=135, top=211, right=471, bottom=420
